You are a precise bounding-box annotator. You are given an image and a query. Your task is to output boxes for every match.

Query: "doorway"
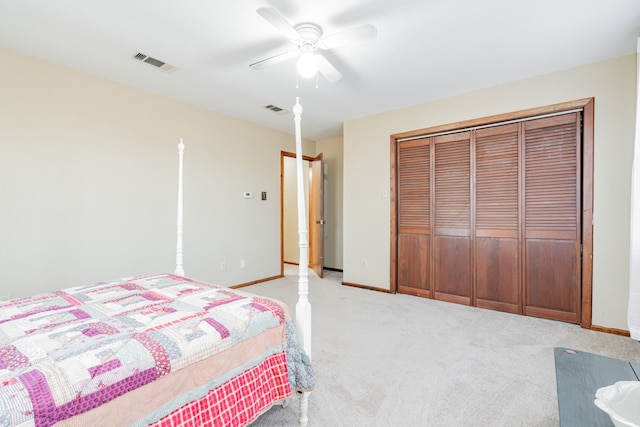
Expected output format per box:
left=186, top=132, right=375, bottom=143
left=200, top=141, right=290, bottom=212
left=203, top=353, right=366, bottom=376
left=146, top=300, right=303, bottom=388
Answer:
left=281, top=151, right=324, bottom=278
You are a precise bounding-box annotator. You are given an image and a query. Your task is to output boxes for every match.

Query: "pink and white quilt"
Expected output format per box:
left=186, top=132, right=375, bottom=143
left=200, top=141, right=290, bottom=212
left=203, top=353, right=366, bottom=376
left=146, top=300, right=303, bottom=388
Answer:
left=0, top=274, right=313, bottom=426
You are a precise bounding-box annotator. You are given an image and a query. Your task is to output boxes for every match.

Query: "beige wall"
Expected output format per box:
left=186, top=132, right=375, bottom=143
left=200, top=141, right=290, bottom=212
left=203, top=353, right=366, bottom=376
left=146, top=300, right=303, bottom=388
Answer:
left=0, top=48, right=316, bottom=297
left=343, top=54, right=636, bottom=331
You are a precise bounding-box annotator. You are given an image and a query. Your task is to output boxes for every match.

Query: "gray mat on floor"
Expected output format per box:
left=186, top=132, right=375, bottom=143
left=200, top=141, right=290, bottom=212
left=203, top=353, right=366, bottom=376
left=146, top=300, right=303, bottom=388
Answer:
left=554, top=347, right=639, bottom=427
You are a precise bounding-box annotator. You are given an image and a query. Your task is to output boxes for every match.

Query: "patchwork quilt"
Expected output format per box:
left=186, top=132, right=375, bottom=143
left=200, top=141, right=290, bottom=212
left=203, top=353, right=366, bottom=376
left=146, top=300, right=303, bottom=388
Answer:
left=0, top=274, right=313, bottom=427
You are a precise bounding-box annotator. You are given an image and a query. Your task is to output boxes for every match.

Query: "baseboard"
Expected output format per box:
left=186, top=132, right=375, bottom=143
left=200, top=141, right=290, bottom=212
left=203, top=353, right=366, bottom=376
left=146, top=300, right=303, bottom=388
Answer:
left=342, top=281, right=391, bottom=293
left=284, top=262, right=343, bottom=273
left=231, top=275, right=283, bottom=289
left=590, top=325, right=631, bottom=337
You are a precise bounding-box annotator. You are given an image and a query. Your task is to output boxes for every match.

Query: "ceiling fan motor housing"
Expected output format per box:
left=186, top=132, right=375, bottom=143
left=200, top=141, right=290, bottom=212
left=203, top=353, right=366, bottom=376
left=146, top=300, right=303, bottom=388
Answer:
left=295, top=23, right=322, bottom=50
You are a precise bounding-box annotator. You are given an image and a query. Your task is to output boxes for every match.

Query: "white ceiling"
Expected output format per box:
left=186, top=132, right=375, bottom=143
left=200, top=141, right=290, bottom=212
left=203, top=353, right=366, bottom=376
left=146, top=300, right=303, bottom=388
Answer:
left=1, top=0, right=639, bottom=141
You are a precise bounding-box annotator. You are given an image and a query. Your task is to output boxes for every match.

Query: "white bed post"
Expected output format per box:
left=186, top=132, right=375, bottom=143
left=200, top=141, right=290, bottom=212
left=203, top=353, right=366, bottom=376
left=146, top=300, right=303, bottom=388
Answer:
left=293, top=97, right=311, bottom=426
left=175, top=139, right=185, bottom=276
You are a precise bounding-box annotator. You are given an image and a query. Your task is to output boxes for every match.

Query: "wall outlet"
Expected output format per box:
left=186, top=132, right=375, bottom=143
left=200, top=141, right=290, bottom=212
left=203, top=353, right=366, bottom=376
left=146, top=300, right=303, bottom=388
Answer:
left=240, top=259, right=246, bottom=268
left=243, top=191, right=252, bottom=199
left=361, top=259, right=368, bottom=268
left=220, top=260, right=227, bottom=271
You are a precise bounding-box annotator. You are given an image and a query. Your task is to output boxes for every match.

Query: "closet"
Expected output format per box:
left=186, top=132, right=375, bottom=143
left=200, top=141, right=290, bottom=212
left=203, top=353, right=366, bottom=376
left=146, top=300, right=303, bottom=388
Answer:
left=392, top=100, right=593, bottom=326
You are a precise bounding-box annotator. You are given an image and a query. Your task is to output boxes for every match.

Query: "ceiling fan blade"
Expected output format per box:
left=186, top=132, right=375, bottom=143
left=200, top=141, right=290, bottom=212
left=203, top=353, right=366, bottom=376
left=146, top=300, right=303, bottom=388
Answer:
left=320, top=24, right=377, bottom=50
left=256, top=7, right=300, bottom=41
left=316, top=55, right=342, bottom=83
left=249, top=50, right=299, bottom=70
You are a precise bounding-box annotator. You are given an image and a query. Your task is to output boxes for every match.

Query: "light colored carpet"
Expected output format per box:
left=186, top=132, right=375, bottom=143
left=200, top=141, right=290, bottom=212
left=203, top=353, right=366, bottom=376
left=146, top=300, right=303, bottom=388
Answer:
left=248, top=266, right=640, bottom=426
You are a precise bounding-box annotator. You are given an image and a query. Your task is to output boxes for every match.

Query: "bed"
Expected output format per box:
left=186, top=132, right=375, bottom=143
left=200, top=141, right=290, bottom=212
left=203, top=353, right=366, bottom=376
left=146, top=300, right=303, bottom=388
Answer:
left=0, top=99, right=313, bottom=426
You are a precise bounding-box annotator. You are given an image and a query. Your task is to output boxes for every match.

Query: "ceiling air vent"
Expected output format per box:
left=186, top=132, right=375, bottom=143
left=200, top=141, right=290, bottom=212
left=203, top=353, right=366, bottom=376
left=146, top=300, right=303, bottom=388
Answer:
left=263, top=104, right=288, bottom=115
left=133, top=52, right=176, bottom=72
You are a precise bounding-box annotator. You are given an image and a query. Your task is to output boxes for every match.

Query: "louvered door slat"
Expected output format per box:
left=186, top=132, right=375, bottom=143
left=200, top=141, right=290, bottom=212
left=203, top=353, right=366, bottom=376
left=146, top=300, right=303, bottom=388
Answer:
left=476, top=124, right=519, bottom=231
left=435, top=136, right=470, bottom=230
left=525, top=116, right=578, bottom=234
left=398, top=140, right=430, bottom=233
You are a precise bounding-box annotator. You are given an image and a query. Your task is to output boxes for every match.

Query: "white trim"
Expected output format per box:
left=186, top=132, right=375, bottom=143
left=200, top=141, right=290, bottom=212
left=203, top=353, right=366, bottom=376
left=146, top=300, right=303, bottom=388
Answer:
left=628, top=38, right=640, bottom=340
left=174, top=139, right=185, bottom=277
left=293, top=97, right=312, bottom=426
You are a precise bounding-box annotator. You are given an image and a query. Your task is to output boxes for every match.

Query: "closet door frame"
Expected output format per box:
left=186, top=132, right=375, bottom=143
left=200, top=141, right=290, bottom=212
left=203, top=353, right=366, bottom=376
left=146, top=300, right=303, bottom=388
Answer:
left=390, top=98, right=594, bottom=329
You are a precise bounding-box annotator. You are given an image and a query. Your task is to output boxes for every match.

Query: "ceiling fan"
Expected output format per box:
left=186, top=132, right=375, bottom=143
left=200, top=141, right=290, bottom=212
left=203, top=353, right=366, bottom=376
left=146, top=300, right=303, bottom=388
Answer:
left=249, top=7, right=377, bottom=83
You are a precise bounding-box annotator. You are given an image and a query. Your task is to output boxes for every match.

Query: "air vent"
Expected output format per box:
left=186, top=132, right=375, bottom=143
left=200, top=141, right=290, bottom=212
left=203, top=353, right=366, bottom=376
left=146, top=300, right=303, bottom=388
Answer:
left=133, top=52, right=176, bottom=72
left=263, top=104, right=289, bottom=115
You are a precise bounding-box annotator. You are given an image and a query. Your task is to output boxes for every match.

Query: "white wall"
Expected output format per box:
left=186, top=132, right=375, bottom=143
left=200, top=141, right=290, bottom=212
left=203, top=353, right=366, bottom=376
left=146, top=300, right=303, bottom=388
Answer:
left=0, top=48, right=315, bottom=298
left=344, top=54, right=636, bottom=331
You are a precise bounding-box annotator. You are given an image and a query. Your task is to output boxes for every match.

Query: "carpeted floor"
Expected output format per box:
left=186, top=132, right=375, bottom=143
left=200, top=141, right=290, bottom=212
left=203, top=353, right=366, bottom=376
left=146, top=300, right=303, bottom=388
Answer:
left=248, top=266, right=640, bottom=426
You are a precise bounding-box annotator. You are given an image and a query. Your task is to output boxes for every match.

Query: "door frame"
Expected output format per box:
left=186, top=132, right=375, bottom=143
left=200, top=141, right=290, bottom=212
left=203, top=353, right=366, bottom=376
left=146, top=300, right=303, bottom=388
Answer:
left=280, top=151, right=319, bottom=276
left=308, top=153, right=325, bottom=278
left=389, top=98, right=594, bottom=328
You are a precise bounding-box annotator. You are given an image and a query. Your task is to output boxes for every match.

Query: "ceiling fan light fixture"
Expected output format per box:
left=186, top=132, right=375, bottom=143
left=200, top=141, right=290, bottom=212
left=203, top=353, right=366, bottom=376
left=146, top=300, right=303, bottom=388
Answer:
left=297, top=51, right=318, bottom=78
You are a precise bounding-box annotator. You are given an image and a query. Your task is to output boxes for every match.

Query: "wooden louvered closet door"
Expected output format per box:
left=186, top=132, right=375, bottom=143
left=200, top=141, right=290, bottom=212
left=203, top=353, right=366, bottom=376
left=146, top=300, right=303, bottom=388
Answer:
left=394, top=109, right=584, bottom=324
left=397, top=138, right=431, bottom=297
left=523, top=113, right=581, bottom=323
left=434, top=132, right=471, bottom=305
left=475, top=124, right=520, bottom=313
